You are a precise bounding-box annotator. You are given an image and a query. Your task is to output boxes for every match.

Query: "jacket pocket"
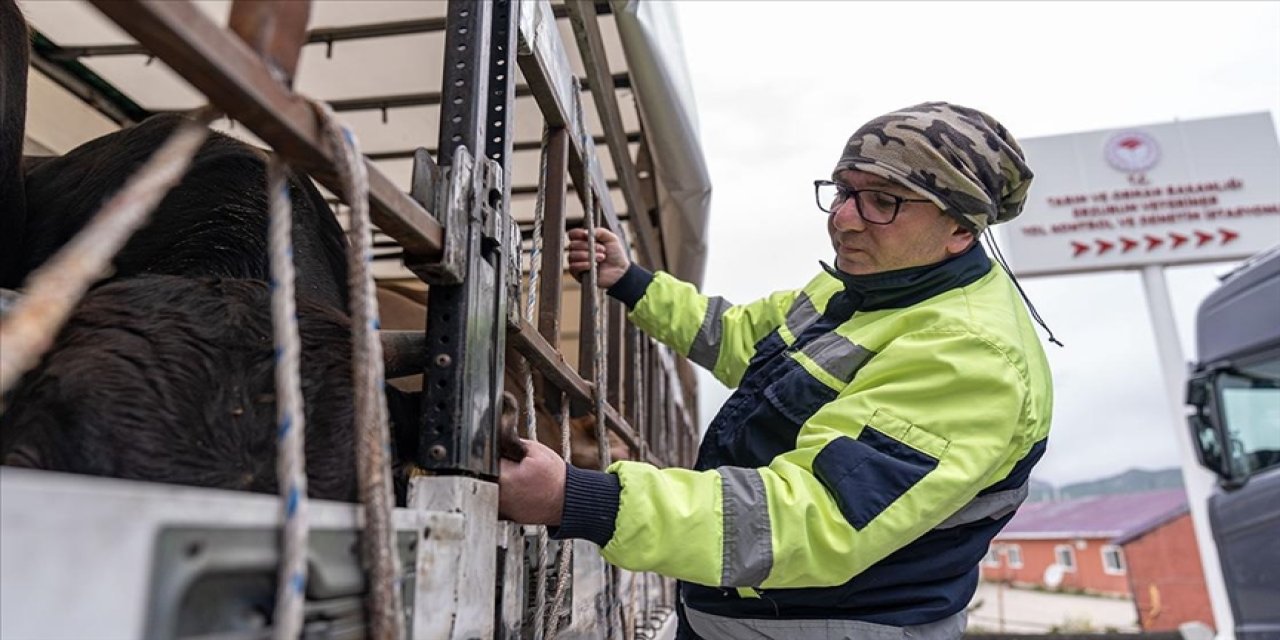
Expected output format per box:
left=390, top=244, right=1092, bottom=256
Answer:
left=813, top=409, right=950, bottom=530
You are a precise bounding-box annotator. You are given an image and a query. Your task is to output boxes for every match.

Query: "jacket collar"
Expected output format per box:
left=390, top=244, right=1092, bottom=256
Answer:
left=820, top=242, right=991, bottom=316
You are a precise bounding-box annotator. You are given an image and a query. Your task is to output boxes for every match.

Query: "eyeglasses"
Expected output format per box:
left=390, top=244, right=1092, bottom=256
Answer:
left=813, top=179, right=933, bottom=225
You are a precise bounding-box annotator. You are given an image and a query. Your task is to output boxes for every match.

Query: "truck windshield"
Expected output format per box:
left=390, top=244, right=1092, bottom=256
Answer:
left=1217, top=357, right=1280, bottom=480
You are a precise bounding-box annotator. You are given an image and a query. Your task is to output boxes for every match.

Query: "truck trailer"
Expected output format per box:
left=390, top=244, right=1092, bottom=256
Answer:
left=0, top=1, right=711, bottom=638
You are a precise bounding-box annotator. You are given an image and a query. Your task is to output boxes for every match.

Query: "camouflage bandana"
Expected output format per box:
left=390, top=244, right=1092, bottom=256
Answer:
left=833, top=102, right=1033, bottom=233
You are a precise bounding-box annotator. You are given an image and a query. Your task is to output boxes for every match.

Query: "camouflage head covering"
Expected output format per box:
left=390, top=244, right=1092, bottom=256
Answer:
left=833, top=102, right=1033, bottom=233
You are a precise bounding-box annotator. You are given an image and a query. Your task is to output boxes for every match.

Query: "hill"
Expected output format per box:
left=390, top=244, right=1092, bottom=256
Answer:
left=1027, top=468, right=1184, bottom=502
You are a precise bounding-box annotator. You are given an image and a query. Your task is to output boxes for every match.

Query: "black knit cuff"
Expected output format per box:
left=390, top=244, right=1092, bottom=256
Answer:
left=549, top=464, right=621, bottom=547
left=606, top=263, right=654, bottom=310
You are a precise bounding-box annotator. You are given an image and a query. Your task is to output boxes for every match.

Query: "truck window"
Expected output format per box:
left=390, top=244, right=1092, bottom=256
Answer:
left=1217, top=358, right=1280, bottom=480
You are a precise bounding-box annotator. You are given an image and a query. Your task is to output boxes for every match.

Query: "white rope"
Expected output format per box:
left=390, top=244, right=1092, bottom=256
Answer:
left=545, top=397, right=575, bottom=639
left=312, top=102, right=404, bottom=640
left=524, top=124, right=554, bottom=640
left=0, top=114, right=211, bottom=396
left=266, top=158, right=309, bottom=640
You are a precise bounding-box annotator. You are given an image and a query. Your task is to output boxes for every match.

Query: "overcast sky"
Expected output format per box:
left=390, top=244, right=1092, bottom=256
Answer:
left=670, top=1, right=1280, bottom=487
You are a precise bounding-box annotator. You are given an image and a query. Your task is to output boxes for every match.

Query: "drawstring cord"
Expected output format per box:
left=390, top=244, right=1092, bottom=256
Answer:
left=983, top=229, right=1064, bottom=348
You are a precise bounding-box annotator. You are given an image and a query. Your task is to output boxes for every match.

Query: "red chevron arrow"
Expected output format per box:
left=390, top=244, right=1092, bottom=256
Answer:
left=1071, top=241, right=1090, bottom=257
left=1145, top=234, right=1164, bottom=251
left=1096, top=239, right=1115, bottom=255
left=1195, top=230, right=1214, bottom=247
left=1220, top=228, right=1239, bottom=244
left=1121, top=237, right=1138, bottom=253
left=1170, top=232, right=1189, bottom=249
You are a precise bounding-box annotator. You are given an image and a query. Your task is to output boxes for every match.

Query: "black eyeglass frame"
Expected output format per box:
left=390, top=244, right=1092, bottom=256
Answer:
left=813, top=179, right=933, bottom=225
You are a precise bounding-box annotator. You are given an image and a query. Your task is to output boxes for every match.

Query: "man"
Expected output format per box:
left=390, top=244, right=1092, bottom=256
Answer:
left=499, top=102, right=1053, bottom=639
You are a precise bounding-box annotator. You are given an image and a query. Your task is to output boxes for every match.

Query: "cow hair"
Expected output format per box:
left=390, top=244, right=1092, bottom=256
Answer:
left=0, top=276, right=375, bottom=501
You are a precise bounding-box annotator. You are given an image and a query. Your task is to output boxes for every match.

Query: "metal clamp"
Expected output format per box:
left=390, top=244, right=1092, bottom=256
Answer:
left=409, top=145, right=473, bottom=285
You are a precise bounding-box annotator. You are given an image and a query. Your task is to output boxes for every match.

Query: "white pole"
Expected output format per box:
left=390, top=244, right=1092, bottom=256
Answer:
left=1139, top=265, right=1235, bottom=639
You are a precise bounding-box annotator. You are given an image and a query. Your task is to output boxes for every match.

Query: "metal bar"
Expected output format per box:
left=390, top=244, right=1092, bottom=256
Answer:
left=606, top=299, right=624, bottom=411
left=89, top=0, right=444, bottom=258
left=420, top=0, right=496, bottom=474
left=536, top=128, right=570, bottom=349
left=28, top=32, right=148, bottom=125
left=565, top=0, right=661, bottom=270
left=41, top=19, right=451, bottom=60
left=227, top=0, right=311, bottom=86
left=50, top=5, right=608, bottom=60
left=512, top=179, right=616, bottom=197
left=364, top=131, right=639, bottom=161
left=322, top=72, right=627, bottom=113
left=626, top=324, right=648, bottom=463
left=633, top=137, right=663, bottom=258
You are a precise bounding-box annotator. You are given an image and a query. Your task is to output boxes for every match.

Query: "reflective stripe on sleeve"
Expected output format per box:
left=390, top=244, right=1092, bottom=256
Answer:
left=719, top=466, right=773, bottom=587
left=688, top=296, right=732, bottom=370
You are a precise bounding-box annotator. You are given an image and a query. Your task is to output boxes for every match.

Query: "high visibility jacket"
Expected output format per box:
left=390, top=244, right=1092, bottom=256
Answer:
left=555, top=244, right=1053, bottom=632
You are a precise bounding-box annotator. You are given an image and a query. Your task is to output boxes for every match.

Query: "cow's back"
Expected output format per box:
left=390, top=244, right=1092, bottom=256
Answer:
left=20, top=114, right=350, bottom=309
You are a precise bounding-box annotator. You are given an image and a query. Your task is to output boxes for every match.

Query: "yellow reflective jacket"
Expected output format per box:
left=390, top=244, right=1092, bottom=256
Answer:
left=560, top=244, right=1053, bottom=627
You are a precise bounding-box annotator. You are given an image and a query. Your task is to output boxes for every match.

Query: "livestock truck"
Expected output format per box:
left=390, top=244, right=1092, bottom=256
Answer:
left=1, top=1, right=709, bottom=637
left=1185, top=246, right=1280, bottom=640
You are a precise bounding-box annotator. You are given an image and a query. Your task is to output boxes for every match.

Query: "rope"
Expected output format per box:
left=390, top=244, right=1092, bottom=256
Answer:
left=312, top=101, right=404, bottom=640
left=0, top=113, right=212, bottom=397
left=266, top=158, right=309, bottom=640
left=545, top=398, right=575, bottom=639
left=523, top=124, right=555, bottom=640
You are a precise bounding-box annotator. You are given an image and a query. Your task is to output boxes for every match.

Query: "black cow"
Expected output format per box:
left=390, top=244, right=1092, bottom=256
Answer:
left=19, top=113, right=350, bottom=311
left=0, top=0, right=440, bottom=502
left=1, top=276, right=368, bottom=499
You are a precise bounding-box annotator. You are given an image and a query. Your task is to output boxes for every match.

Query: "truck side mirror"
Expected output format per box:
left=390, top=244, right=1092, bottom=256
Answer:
left=1186, top=375, right=1231, bottom=480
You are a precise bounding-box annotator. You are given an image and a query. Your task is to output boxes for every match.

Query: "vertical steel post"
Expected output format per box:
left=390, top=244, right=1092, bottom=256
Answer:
left=420, top=0, right=518, bottom=477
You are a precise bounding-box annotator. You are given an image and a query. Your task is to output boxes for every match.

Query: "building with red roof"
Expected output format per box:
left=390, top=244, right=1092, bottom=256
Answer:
left=981, top=489, right=1214, bottom=632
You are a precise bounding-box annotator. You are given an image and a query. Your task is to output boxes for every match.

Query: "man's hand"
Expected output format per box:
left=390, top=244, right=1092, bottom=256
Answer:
left=498, top=438, right=567, bottom=526
left=567, top=227, right=630, bottom=289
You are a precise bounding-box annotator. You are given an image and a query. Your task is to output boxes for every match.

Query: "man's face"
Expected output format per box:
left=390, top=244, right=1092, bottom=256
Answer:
left=827, top=170, right=974, bottom=275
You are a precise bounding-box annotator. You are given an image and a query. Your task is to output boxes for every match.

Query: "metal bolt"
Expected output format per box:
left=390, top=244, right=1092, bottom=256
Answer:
left=429, top=444, right=448, bottom=460
left=434, top=354, right=452, bottom=368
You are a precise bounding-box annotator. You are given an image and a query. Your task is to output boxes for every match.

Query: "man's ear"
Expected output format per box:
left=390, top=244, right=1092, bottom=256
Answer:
left=944, top=222, right=976, bottom=257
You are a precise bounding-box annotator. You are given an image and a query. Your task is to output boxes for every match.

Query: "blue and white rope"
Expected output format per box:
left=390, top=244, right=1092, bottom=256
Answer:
left=266, top=158, right=309, bottom=640
left=312, top=101, right=405, bottom=640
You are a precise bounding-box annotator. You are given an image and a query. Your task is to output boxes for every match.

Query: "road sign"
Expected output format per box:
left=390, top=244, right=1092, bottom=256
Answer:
left=1001, top=112, right=1280, bottom=276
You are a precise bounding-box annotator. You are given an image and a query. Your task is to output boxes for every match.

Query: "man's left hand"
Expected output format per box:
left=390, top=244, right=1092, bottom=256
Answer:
left=498, top=438, right=566, bottom=526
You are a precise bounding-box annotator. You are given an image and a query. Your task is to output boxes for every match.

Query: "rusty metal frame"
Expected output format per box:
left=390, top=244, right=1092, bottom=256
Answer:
left=16, top=0, right=703, bottom=635
left=565, top=0, right=663, bottom=271
left=77, top=0, right=700, bottom=486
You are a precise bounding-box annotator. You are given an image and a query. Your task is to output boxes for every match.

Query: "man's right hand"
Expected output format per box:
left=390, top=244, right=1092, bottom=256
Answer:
left=567, top=227, right=630, bottom=289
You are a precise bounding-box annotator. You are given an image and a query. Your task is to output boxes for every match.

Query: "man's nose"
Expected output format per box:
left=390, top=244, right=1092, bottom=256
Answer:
left=831, top=198, right=865, bottom=232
